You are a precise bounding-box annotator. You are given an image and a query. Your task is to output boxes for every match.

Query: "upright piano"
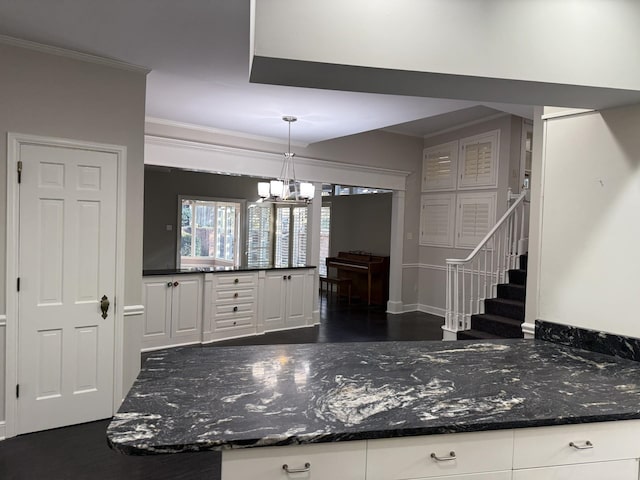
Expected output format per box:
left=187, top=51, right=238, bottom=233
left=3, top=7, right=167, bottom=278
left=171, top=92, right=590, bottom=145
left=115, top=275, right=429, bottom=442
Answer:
left=325, top=251, right=390, bottom=306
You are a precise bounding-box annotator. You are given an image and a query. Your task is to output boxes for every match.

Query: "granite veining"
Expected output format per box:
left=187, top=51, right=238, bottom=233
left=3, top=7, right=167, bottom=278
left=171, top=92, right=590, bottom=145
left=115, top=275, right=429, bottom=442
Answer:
left=536, top=320, right=640, bottom=362
left=107, top=340, right=640, bottom=455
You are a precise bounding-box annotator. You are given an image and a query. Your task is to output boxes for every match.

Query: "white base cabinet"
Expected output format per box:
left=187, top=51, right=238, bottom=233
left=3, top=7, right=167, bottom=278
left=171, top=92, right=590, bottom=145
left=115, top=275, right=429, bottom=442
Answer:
left=221, top=420, right=640, bottom=480
left=262, top=269, right=313, bottom=332
left=141, top=275, right=203, bottom=350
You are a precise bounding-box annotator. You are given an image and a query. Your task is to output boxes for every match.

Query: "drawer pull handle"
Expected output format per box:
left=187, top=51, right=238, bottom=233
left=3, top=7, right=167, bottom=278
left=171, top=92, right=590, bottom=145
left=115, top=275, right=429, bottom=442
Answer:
left=282, top=462, right=310, bottom=474
left=233, top=306, right=238, bottom=312
left=430, top=451, right=456, bottom=462
left=569, top=441, right=593, bottom=450
left=234, top=278, right=239, bottom=284
left=234, top=292, right=239, bottom=298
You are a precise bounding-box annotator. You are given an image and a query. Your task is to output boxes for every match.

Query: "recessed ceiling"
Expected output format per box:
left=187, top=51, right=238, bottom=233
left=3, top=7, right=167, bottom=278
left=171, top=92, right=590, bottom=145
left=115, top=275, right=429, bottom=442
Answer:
left=0, top=0, right=533, bottom=144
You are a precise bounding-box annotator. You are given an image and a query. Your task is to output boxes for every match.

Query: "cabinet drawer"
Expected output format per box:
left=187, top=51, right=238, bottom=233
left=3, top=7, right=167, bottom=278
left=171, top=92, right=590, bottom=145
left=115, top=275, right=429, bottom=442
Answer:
left=367, top=430, right=513, bottom=480
left=221, top=441, right=366, bottom=480
left=513, top=420, right=640, bottom=469
left=513, top=459, right=638, bottom=480
left=214, top=273, right=257, bottom=288
left=418, top=473, right=512, bottom=480
left=213, top=302, right=256, bottom=317
left=214, top=287, right=256, bottom=304
left=215, top=314, right=255, bottom=331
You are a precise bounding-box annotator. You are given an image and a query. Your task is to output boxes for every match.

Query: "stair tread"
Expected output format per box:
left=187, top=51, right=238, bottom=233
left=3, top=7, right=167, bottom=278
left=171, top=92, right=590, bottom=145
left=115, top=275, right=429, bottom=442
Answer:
left=458, top=329, right=504, bottom=340
left=499, top=283, right=525, bottom=289
left=472, top=313, right=524, bottom=325
left=509, top=268, right=527, bottom=274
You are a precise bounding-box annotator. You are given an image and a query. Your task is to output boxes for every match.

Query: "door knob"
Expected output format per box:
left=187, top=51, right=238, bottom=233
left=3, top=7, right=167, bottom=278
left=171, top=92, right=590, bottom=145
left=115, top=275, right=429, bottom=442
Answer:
left=100, top=295, right=110, bottom=319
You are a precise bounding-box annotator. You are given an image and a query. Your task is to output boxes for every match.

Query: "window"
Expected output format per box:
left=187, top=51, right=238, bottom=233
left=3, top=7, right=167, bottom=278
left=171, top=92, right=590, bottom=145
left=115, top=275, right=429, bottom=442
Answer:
left=419, top=193, right=456, bottom=247
left=422, top=141, right=458, bottom=191
left=318, top=205, right=331, bottom=276
left=179, top=197, right=241, bottom=267
left=246, top=203, right=273, bottom=268
left=247, top=203, right=309, bottom=268
left=458, top=130, right=499, bottom=189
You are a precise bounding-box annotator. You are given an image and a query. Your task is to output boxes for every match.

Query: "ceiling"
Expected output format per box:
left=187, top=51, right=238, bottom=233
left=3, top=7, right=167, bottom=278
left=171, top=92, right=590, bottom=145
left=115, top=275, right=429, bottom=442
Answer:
left=0, top=0, right=533, bottom=145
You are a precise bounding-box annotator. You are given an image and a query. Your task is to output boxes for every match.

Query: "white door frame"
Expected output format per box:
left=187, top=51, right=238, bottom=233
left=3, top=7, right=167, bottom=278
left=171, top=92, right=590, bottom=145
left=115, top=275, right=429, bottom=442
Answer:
left=5, top=133, right=127, bottom=438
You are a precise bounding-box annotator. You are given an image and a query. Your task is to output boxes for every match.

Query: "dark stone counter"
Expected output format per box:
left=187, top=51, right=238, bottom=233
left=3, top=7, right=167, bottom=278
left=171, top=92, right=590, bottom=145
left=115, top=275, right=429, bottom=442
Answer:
left=107, top=339, right=640, bottom=455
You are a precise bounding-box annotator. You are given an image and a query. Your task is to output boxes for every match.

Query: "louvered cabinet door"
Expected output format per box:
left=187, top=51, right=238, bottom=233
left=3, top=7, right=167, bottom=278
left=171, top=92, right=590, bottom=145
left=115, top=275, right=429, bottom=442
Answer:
left=458, top=130, right=499, bottom=189
left=422, top=141, right=458, bottom=191
left=419, top=193, right=456, bottom=247
left=455, top=192, right=497, bottom=249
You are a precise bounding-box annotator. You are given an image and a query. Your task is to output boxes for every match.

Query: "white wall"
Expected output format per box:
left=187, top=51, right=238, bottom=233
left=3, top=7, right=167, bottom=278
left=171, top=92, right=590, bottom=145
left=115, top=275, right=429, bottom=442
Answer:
left=251, top=0, right=640, bottom=108
left=536, top=104, right=640, bottom=337
left=0, top=42, right=147, bottom=422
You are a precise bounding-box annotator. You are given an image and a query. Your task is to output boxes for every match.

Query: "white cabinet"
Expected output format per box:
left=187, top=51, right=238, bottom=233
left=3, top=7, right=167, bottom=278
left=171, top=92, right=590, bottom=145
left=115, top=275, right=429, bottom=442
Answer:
left=141, top=275, right=203, bottom=350
left=262, top=269, right=313, bottom=332
left=205, top=272, right=258, bottom=342
left=367, top=430, right=513, bottom=480
left=222, top=441, right=367, bottom=480
left=513, top=459, right=638, bottom=480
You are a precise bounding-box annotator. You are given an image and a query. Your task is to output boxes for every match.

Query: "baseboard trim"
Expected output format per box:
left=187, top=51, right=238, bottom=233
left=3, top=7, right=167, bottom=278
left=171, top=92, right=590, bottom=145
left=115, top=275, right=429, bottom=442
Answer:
left=402, top=303, right=446, bottom=317
left=312, top=309, right=320, bottom=325
left=141, top=340, right=201, bottom=353
left=522, top=322, right=535, bottom=338
left=0, top=421, right=6, bottom=441
left=123, top=305, right=144, bottom=317
left=386, top=300, right=404, bottom=315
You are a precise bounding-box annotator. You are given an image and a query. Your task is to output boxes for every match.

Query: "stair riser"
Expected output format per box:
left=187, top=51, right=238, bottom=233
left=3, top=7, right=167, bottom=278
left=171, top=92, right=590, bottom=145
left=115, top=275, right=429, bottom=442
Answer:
left=484, top=299, right=525, bottom=321
left=497, top=284, right=526, bottom=302
left=457, top=331, right=493, bottom=340
left=508, top=269, right=527, bottom=285
left=471, top=316, right=523, bottom=338
left=520, top=255, right=528, bottom=271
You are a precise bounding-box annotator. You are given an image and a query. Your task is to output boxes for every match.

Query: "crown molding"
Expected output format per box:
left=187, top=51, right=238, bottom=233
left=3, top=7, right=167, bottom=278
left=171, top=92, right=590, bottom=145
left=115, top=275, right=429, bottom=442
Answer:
left=423, top=113, right=509, bottom=140
left=145, top=116, right=309, bottom=148
left=0, top=34, right=150, bottom=74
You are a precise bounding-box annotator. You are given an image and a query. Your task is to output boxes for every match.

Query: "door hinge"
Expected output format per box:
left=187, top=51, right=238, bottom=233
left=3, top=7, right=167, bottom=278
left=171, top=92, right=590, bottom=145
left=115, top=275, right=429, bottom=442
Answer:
left=17, top=160, right=23, bottom=184
left=17, top=277, right=20, bottom=292
left=16, top=384, right=20, bottom=398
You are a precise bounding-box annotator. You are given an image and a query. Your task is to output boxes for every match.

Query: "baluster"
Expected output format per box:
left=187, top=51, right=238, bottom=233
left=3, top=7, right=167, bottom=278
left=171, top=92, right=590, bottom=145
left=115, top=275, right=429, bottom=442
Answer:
left=461, top=264, right=466, bottom=330
left=519, top=201, right=526, bottom=255
left=453, top=265, right=459, bottom=331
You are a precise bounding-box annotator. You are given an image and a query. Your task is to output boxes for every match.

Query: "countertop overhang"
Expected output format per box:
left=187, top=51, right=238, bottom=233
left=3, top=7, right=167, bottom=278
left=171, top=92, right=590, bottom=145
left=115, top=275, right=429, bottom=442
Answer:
left=107, top=339, right=640, bottom=455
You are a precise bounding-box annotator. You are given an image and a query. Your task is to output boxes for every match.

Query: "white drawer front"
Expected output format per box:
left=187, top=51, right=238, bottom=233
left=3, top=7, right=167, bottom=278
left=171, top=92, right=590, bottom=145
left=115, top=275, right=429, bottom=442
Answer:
left=367, top=430, right=514, bottom=480
left=214, top=315, right=255, bottom=331
left=412, top=472, right=512, bottom=480
left=214, top=287, right=256, bottom=304
left=222, top=441, right=366, bottom=480
left=513, top=421, right=640, bottom=469
left=215, top=273, right=257, bottom=288
left=213, top=302, right=256, bottom=317
left=513, top=459, right=638, bottom=480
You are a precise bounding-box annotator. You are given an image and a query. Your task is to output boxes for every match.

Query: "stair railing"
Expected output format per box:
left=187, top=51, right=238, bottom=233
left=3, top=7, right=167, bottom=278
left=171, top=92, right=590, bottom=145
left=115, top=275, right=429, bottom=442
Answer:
left=444, top=188, right=529, bottom=338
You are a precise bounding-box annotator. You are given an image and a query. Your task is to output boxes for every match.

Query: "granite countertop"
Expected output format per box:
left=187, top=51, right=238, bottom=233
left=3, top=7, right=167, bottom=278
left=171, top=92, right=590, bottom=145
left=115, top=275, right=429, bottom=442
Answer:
left=107, top=339, right=640, bottom=455
left=143, top=265, right=316, bottom=276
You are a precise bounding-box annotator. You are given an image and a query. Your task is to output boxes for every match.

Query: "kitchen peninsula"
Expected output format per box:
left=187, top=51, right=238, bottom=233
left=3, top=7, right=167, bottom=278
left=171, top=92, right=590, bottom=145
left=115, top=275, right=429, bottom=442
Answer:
left=141, top=266, right=316, bottom=350
left=108, top=338, right=640, bottom=479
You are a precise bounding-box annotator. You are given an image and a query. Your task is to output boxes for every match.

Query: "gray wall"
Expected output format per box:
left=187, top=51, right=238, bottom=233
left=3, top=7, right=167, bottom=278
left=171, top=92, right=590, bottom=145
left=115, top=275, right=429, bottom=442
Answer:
left=0, top=43, right=147, bottom=421
left=144, top=167, right=264, bottom=270
left=418, top=115, right=524, bottom=311
left=325, top=193, right=392, bottom=257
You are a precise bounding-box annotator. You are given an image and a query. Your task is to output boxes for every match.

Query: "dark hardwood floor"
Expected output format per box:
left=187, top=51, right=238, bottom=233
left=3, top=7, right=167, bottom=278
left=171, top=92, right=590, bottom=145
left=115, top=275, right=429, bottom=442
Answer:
left=0, top=296, right=443, bottom=480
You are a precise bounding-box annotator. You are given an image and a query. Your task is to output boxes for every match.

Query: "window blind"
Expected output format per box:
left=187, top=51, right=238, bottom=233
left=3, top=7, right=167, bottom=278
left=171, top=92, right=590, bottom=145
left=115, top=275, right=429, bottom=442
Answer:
left=247, top=204, right=272, bottom=268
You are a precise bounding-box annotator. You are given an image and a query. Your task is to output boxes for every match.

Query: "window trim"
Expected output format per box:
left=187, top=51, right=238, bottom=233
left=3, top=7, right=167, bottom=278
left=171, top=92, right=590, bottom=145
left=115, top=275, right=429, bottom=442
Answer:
left=176, top=195, right=246, bottom=268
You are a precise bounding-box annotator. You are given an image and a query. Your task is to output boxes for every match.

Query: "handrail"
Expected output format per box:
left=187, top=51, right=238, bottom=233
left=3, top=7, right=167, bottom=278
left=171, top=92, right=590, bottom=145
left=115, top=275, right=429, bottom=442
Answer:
left=443, top=188, right=529, bottom=339
left=446, top=189, right=528, bottom=265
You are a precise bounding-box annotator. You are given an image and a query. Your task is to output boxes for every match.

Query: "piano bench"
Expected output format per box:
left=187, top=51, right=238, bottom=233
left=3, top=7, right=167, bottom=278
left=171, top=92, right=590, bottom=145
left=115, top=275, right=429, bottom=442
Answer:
left=319, top=277, right=352, bottom=304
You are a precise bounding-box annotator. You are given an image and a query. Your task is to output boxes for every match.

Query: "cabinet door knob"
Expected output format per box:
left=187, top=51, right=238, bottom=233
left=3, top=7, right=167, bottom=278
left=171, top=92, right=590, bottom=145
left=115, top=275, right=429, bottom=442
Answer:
left=282, top=463, right=310, bottom=474
left=569, top=441, right=593, bottom=450
left=233, top=306, right=238, bottom=312
left=283, top=275, right=287, bottom=280
left=430, top=451, right=456, bottom=462
left=234, top=292, right=239, bottom=298
left=173, top=281, right=179, bottom=287
left=288, top=275, right=292, bottom=280
left=167, top=282, right=173, bottom=287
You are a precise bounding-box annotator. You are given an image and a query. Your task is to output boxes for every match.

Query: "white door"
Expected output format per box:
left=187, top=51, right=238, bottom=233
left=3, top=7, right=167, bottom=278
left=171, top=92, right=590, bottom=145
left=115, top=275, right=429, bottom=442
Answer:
left=18, top=143, right=118, bottom=434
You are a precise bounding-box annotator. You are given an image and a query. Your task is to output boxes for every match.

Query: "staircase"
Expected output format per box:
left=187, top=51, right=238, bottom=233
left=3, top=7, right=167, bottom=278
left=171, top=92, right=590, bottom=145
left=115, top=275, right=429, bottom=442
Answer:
left=458, top=253, right=527, bottom=340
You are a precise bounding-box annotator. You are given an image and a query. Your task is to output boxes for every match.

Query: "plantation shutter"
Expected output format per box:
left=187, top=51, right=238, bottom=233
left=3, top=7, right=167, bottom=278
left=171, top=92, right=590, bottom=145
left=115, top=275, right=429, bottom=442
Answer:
left=458, top=130, right=499, bottom=189
left=247, top=203, right=272, bottom=268
left=318, top=205, right=331, bottom=276
left=275, top=206, right=290, bottom=268
left=455, top=192, right=497, bottom=248
left=419, top=194, right=456, bottom=247
left=422, top=141, right=458, bottom=191
left=292, top=207, right=308, bottom=267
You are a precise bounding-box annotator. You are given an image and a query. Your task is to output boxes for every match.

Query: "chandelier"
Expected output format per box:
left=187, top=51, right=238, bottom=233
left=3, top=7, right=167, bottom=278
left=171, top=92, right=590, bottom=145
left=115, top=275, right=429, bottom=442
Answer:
left=258, top=116, right=314, bottom=202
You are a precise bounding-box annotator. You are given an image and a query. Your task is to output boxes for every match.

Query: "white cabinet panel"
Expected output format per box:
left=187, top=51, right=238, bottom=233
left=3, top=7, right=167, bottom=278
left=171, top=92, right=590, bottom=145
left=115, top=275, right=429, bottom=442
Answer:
left=263, top=272, right=287, bottom=330
left=141, top=279, right=172, bottom=345
left=286, top=270, right=307, bottom=327
left=222, top=441, right=367, bottom=480
left=417, top=473, right=512, bottom=480
left=513, top=459, right=638, bottom=480
left=513, top=420, right=640, bottom=469
left=209, top=272, right=258, bottom=341
left=170, top=275, right=202, bottom=341
left=367, top=430, right=513, bottom=480
left=263, top=270, right=312, bottom=332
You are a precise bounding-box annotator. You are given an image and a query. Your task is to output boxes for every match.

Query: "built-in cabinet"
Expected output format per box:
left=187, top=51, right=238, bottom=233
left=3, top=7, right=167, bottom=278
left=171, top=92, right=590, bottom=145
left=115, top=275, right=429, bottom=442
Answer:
left=262, top=269, right=311, bottom=331
left=221, top=420, right=640, bottom=480
left=142, top=268, right=315, bottom=350
left=141, top=274, right=203, bottom=350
